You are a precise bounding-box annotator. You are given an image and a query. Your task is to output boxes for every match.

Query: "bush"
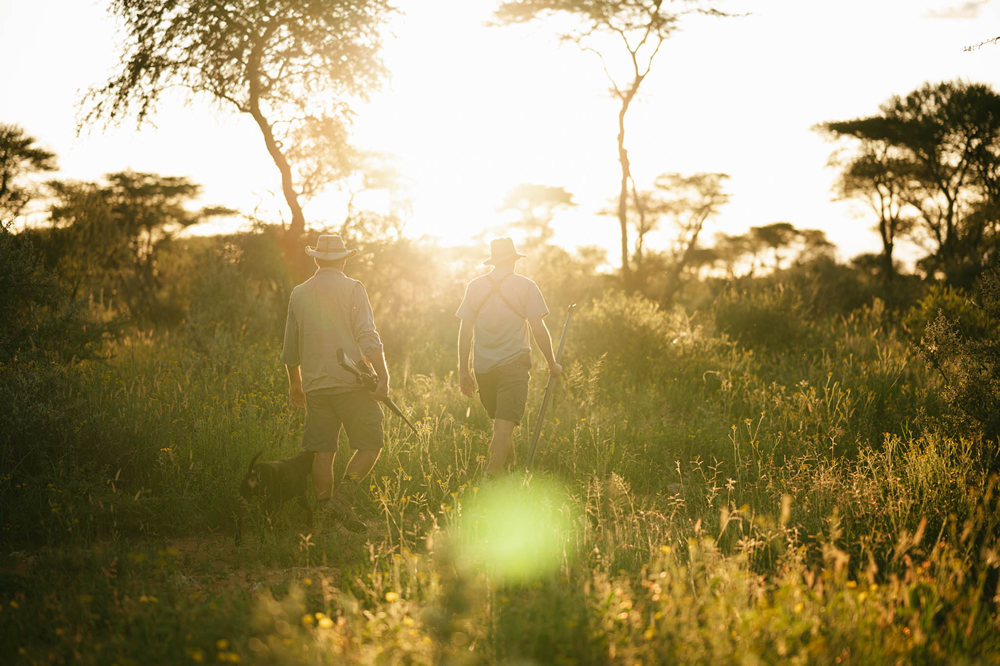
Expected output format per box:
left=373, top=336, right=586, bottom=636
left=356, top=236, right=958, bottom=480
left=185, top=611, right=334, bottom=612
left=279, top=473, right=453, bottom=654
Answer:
left=571, top=291, right=691, bottom=384
left=919, top=271, right=1000, bottom=456
left=0, top=229, right=102, bottom=363
left=0, top=229, right=104, bottom=507
left=713, top=284, right=815, bottom=352
left=184, top=237, right=289, bottom=350
left=905, top=284, right=988, bottom=342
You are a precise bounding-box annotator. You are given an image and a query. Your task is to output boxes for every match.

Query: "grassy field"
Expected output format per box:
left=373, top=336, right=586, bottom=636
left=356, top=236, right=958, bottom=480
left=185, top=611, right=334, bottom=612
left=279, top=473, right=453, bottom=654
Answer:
left=3, top=287, right=1000, bottom=664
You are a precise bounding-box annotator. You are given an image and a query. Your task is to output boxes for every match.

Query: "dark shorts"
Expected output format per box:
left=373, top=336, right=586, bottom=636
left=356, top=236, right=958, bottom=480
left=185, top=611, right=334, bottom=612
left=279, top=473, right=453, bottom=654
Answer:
left=475, top=354, right=531, bottom=424
left=302, top=389, right=384, bottom=452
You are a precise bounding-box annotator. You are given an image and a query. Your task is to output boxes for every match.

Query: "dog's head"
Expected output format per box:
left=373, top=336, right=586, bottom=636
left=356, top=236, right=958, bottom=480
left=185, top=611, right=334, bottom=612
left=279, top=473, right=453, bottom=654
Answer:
left=239, top=450, right=264, bottom=500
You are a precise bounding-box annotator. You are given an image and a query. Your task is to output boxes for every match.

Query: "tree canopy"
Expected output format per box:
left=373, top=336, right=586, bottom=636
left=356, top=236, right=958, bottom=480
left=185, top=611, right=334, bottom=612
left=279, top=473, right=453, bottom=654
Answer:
left=821, top=80, right=1000, bottom=287
left=498, top=184, right=577, bottom=250
left=82, top=0, right=396, bottom=241
left=47, top=171, right=226, bottom=323
left=0, top=124, right=57, bottom=226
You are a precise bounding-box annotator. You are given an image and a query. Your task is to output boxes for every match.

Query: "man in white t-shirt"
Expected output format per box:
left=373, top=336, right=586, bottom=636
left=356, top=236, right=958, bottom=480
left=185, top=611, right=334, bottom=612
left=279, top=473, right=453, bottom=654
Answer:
left=456, top=238, right=562, bottom=475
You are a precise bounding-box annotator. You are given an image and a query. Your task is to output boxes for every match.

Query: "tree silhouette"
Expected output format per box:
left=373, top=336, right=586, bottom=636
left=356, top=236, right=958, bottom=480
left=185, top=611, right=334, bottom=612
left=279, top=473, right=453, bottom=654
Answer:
left=48, top=172, right=229, bottom=323
left=655, top=172, right=729, bottom=303
left=0, top=124, right=57, bottom=226
left=819, top=130, right=914, bottom=283
left=82, top=0, right=395, bottom=243
left=498, top=183, right=577, bottom=250
left=823, top=81, right=1000, bottom=286
left=614, top=172, right=729, bottom=297
left=495, top=0, right=733, bottom=288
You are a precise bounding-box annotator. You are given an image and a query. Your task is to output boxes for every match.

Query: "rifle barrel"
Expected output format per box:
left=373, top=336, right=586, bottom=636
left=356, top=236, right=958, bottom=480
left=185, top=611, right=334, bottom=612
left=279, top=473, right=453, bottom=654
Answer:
left=525, top=304, right=576, bottom=470
left=384, top=397, right=419, bottom=434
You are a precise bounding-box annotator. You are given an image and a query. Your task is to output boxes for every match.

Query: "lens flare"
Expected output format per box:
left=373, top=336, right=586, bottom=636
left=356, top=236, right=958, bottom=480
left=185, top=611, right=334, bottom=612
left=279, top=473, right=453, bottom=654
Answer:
left=457, top=475, right=575, bottom=582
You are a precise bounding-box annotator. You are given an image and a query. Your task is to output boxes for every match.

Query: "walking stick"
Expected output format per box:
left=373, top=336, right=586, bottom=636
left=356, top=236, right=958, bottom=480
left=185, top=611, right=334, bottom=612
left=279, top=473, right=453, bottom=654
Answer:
left=525, top=304, right=576, bottom=470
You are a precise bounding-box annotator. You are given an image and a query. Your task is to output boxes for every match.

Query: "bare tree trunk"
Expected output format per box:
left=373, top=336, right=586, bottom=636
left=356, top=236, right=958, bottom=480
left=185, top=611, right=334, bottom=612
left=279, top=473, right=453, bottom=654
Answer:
left=618, top=106, right=632, bottom=289
left=247, top=45, right=305, bottom=244
left=662, top=213, right=709, bottom=306
left=878, top=221, right=895, bottom=283
left=247, top=106, right=305, bottom=241
left=875, top=192, right=896, bottom=283
left=617, top=95, right=635, bottom=289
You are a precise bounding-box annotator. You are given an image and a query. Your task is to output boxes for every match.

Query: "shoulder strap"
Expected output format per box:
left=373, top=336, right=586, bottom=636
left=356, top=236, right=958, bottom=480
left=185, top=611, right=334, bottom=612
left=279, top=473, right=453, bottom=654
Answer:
left=471, top=273, right=525, bottom=321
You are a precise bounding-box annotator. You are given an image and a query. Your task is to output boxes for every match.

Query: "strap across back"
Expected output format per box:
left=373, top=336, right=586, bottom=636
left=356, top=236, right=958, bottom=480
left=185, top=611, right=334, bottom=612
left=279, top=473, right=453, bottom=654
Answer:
left=472, top=273, right=525, bottom=321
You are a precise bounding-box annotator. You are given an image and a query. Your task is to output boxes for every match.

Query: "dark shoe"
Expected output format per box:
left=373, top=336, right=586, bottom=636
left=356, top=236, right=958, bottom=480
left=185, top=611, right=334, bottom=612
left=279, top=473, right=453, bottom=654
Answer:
left=330, top=501, right=367, bottom=533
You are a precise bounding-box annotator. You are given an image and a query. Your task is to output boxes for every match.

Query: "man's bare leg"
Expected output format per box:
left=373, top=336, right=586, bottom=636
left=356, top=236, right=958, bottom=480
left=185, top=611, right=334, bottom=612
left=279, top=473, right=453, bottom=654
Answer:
left=312, top=451, right=335, bottom=502
left=328, top=448, right=381, bottom=532
left=343, top=449, right=380, bottom=482
left=485, top=418, right=517, bottom=476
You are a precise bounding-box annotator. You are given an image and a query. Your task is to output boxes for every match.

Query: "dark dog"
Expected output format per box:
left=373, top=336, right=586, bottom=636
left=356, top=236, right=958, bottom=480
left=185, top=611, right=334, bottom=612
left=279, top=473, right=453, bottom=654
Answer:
left=235, top=450, right=316, bottom=544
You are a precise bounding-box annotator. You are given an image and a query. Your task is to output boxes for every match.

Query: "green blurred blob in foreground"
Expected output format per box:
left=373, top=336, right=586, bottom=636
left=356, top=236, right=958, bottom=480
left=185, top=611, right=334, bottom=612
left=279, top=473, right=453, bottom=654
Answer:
left=456, top=475, right=576, bottom=582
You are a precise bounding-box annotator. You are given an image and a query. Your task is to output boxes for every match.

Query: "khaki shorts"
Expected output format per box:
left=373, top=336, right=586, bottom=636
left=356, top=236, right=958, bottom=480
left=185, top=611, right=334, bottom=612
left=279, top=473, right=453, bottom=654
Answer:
left=475, top=354, right=531, bottom=424
left=302, top=389, right=384, bottom=452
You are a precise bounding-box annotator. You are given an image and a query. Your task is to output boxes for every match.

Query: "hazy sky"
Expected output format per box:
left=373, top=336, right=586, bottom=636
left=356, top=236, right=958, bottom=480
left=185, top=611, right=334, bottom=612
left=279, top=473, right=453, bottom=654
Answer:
left=1, top=0, right=998, bottom=264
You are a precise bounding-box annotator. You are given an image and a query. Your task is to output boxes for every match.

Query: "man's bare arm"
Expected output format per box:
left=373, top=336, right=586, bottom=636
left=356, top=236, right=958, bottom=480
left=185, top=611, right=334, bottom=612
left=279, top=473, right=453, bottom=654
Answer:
left=528, top=316, right=562, bottom=377
left=286, top=365, right=306, bottom=409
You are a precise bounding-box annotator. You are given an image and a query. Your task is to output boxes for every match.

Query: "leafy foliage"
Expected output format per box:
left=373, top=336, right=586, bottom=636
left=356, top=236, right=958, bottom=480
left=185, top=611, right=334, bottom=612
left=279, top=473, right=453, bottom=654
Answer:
left=713, top=284, right=814, bottom=352
left=0, top=123, right=56, bottom=224
left=0, top=230, right=103, bottom=488
left=821, top=81, right=1000, bottom=287
left=919, top=270, right=1000, bottom=453
left=45, top=171, right=221, bottom=325
left=0, top=229, right=100, bottom=364
left=83, top=0, right=396, bottom=237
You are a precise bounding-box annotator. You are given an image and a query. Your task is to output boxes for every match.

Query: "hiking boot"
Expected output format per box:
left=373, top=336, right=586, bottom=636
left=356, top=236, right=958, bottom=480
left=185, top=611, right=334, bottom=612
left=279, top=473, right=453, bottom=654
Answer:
left=329, top=479, right=367, bottom=533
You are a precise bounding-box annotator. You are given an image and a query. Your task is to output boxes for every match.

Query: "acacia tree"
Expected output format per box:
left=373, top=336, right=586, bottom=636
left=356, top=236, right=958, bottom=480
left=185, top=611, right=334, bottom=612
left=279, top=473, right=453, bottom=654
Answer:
left=822, top=134, right=913, bottom=283
left=608, top=171, right=727, bottom=297
left=495, top=0, right=731, bottom=288
left=710, top=223, right=831, bottom=280
left=823, top=81, right=1000, bottom=286
left=498, top=183, right=577, bottom=250
left=338, top=152, right=415, bottom=244
left=655, top=172, right=728, bottom=302
left=48, top=172, right=226, bottom=323
left=82, top=0, right=395, bottom=243
left=750, top=222, right=799, bottom=271
left=0, top=124, right=57, bottom=226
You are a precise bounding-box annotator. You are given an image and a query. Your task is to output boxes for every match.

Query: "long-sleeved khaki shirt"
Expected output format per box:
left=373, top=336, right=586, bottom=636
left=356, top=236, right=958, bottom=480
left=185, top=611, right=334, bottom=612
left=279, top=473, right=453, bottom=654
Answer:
left=281, top=267, right=383, bottom=394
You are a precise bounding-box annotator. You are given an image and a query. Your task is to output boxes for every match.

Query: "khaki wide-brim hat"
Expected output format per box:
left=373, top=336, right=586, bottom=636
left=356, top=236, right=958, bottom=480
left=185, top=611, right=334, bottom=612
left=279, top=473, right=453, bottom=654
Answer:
left=483, top=237, right=526, bottom=266
left=305, top=234, right=358, bottom=261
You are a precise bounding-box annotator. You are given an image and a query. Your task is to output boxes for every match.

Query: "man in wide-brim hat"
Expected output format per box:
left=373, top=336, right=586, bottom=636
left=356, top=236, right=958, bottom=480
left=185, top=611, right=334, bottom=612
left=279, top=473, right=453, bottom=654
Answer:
left=280, top=234, right=388, bottom=532
left=456, top=237, right=562, bottom=475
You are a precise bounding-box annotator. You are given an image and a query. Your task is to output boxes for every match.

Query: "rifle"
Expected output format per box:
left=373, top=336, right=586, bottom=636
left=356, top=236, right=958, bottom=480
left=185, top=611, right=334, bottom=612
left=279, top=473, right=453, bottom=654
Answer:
left=525, top=304, right=576, bottom=470
left=336, top=348, right=419, bottom=435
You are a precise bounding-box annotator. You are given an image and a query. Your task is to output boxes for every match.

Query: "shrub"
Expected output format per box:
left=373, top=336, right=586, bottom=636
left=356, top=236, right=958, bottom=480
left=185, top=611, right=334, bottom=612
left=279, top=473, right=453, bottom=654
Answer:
left=571, top=291, right=690, bottom=384
left=905, top=283, right=988, bottom=342
left=919, top=271, right=1000, bottom=456
left=713, top=284, right=814, bottom=352
left=0, top=229, right=102, bottom=363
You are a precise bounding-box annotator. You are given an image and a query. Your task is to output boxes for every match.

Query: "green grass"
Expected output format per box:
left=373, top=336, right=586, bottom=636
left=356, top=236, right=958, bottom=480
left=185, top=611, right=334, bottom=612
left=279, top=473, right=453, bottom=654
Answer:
left=2, top=292, right=1000, bottom=664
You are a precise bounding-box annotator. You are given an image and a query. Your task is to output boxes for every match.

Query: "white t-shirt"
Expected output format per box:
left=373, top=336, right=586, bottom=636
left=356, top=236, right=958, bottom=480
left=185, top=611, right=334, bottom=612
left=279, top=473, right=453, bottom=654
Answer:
left=456, top=268, right=549, bottom=373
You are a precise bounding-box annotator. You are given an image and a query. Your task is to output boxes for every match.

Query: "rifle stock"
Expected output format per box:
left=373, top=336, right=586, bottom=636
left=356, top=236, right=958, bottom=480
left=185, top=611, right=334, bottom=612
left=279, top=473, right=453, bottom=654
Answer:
left=336, top=348, right=419, bottom=435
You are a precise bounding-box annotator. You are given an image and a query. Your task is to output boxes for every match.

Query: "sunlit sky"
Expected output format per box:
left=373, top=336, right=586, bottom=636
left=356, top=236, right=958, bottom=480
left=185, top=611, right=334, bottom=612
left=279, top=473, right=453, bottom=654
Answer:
left=1, top=0, right=999, bottom=265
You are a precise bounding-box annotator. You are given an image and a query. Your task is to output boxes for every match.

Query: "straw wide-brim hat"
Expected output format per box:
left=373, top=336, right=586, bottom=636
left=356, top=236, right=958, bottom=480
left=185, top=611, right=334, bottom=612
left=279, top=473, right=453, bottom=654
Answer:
left=305, top=234, right=358, bottom=261
left=483, top=237, right=526, bottom=266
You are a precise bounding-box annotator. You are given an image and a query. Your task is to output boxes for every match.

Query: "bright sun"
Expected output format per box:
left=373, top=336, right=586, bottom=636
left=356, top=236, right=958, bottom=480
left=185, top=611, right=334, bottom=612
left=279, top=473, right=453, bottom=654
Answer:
left=349, top=1, right=618, bottom=250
